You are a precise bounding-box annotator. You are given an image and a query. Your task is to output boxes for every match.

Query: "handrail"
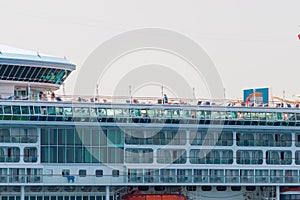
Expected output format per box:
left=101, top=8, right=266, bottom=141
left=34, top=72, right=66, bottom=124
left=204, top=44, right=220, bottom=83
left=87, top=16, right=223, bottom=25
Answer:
left=0, top=93, right=299, bottom=108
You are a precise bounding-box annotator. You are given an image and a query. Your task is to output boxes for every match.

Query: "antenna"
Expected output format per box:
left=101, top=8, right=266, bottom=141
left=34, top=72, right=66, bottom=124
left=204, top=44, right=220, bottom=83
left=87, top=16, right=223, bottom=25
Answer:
left=253, top=88, right=256, bottom=106
left=129, top=85, right=132, bottom=97
left=192, top=87, right=196, bottom=99
left=129, top=85, right=132, bottom=103
left=63, top=83, right=66, bottom=96
left=96, top=84, right=99, bottom=97
left=37, top=52, right=41, bottom=58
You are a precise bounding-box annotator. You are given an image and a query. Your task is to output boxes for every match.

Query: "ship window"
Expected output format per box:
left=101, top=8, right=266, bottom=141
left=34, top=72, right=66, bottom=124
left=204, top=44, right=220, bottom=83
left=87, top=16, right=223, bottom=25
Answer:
left=3, top=106, right=11, bottom=114
left=8, top=148, right=11, bottom=157
left=2, top=147, right=20, bottom=162
left=24, top=147, right=37, bottom=162
left=62, top=169, right=70, bottom=177
left=154, top=186, right=165, bottom=191
left=0, top=65, right=6, bottom=77
left=79, top=170, right=86, bottom=177
left=246, top=186, right=256, bottom=191
left=231, top=186, right=241, bottom=191
left=95, top=170, right=103, bottom=177
left=138, top=186, right=149, bottom=191
left=12, top=106, right=21, bottom=115
left=21, top=106, right=30, bottom=115
left=187, top=186, right=196, bottom=191
left=112, top=170, right=119, bottom=177
left=201, top=186, right=212, bottom=191
left=2, top=65, right=13, bottom=79
left=34, top=107, right=41, bottom=115
left=47, top=107, right=56, bottom=115
left=125, top=148, right=153, bottom=163
left=216, top=186, right=226, bottom=191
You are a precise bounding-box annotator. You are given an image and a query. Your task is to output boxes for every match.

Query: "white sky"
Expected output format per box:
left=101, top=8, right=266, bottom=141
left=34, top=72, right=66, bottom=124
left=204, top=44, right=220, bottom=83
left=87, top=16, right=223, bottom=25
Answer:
left=1, top=0, right=300, bottom=99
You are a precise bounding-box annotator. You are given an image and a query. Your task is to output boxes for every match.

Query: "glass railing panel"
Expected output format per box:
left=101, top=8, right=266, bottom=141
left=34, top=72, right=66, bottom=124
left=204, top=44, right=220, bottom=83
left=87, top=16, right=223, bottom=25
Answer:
left=130, top=109, right=141, bottom=117
left=21, top=106, right=30, bottom=115
left=55, top=107, right=63, bottom=115
left=240, top=169, right=254, bottom=183
left=210, top=169, right=224, bottom=183
left=63, top=107, right=73, bottom=117
left=196, top=110, right=205, bottom=119
left=12, top=106, right=21, bottom=115
left=142, top=169, right=159, bottom=183
left=47, top=106, right=56, bottom=115
left=285, top=170, right=298, bottom=183
left=147, top=109, right=156, bottom=118
left=225, top=169, right=239, bottom=183
left=180, top=110, right=190, bottom=118
left=177, top=169, right=192, bottom=183
left=270, top=170, right=284, bottom=183
left=114, top=109, right=123, bottom=117
left=97, top=108, right=106, bottom=117
left=3, top=106, right=11, bottom=114
left=160, top=169, right=176, bottom=183
left=163, top=110, right=172, bottom=118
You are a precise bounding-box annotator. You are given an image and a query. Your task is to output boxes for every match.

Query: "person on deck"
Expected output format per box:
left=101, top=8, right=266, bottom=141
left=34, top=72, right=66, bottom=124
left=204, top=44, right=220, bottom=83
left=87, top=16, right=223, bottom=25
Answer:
left=164, top=94, right=168, bottom=104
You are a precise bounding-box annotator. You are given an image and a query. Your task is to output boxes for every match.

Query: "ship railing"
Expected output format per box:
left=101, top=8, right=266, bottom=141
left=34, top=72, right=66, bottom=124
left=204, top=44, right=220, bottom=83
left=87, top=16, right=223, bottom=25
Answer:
left=0, top=174, right=300, bottom=185
left=0, top=93, right=228, bottom=106
left=0, top=93, right=299, bottom=108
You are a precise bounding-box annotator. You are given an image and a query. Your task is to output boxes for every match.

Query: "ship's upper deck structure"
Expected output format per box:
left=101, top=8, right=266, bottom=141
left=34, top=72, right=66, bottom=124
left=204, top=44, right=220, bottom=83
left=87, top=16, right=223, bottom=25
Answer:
left=0, top=44, right=75, bottom=99
left=0, top=44, right=299, bottom=200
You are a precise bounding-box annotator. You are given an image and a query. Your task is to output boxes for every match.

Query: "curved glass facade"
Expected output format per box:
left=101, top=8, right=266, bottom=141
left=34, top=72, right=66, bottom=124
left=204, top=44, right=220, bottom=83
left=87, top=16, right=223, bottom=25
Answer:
left=0, top=64, right=71, bottom=85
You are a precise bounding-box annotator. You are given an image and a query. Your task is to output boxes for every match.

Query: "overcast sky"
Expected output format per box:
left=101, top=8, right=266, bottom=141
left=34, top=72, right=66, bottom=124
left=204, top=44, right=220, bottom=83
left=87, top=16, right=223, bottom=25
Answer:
left=1, top=0, right=300, bottom=99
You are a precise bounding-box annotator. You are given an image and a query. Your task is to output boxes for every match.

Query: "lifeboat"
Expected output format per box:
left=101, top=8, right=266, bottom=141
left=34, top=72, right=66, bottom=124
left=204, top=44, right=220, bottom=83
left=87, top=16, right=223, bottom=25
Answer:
left=122, top=190, right=186, bottom=200
left=122, top=194, right=186, bottom=200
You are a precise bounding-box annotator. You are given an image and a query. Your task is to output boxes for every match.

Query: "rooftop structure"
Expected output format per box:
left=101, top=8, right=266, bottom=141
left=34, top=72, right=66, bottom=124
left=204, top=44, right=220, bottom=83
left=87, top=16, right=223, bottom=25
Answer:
left=0, top=44, right=75, bottom=99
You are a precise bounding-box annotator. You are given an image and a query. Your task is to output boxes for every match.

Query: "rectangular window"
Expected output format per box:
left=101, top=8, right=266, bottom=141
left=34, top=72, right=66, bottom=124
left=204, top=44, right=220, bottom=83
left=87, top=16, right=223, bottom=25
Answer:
left=24, top=147, right=37, bottom=162
left=62, top=169, right=70, bottom=177
left=79, top=170, right=86, bottom=177
left=112, top=170, right=119, bottom=177
left=95, top=170, right=103, bottom=177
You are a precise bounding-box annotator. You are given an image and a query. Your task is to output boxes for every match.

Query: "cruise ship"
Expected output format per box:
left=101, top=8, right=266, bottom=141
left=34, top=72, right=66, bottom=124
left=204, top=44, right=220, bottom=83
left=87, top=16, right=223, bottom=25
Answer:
left=0, top=44, right=299, bottom=200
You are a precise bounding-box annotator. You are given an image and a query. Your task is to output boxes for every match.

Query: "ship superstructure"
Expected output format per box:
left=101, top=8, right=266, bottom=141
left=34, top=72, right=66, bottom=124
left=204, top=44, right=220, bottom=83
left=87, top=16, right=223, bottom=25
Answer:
left=0, top=45, right=299, bottom=200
